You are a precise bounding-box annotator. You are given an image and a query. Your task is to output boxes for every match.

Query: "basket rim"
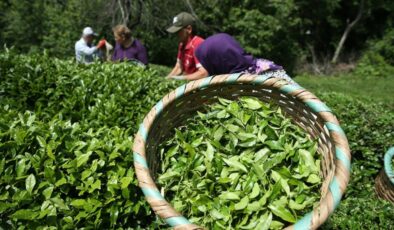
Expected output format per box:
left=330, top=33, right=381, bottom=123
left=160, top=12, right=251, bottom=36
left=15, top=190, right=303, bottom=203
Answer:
left=132, top=73, right=352, bottom=230
left=384, top=147, right=394, bottom=184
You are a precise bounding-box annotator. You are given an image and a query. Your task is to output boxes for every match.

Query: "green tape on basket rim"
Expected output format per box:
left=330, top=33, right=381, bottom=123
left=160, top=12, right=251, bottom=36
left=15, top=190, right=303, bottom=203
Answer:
left=141, top=187, right=165, bottom=200
left=155, top=100, right=164, bottom=115
left=294, top=212, right=313, bottom=230
left=133, top=152, right=148, bottom=168
left=384, top=147, right=394, bottom=184
left=175, top=84, right=186, bottom=99
left=226, top=73, right=242, bottom=83
left=325, top=122, right=346, bottom=137
left=138, top=124, right=148, bottom=142
left=335, top=146, right=351, bottom=171
left=253, top=74, right=271, bottom=84
left=329, top=176, right=342, bottom=207
left=305, top=100, right=332, bottom=113
left=165, top=216, right=191, bottom=227
left=200, top=76, right=213, bottom=88
left=280, top=84, right=304, bottom=94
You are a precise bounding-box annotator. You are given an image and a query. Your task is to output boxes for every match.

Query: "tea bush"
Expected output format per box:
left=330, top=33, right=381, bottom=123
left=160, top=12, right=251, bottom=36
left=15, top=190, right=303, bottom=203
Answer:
left=0, top=49, right=393, bottom=228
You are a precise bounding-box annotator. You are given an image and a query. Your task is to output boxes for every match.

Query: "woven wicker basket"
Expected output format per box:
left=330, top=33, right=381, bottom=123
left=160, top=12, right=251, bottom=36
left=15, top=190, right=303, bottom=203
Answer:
left=133, top=73, right=351, bottom=230
left=375, top=147, right=394, bottom=203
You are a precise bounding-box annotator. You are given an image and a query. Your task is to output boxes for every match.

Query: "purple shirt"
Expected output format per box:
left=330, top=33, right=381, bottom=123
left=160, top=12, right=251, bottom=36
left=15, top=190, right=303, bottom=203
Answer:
left=112, top=39, right=148, bottom=64
left=195, top=33, right=282, bottom=75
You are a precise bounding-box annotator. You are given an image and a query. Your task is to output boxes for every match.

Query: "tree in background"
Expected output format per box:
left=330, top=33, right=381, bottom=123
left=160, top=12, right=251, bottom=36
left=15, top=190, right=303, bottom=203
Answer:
left=195, top=0, right=302, bottom=74
left=2, top=0, right=47, bottom=53
left=1, top=0, right=393, bottom=73
left=41, top=0, right=110, bottom=57
left=1, top=0, right=111, bottom=57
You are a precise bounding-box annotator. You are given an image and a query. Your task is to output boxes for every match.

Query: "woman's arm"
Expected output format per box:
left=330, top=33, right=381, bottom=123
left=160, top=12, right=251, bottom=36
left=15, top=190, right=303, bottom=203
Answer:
left=183, top=67, right=209, bottom=80
left=167, top=61, right=182, bottom=77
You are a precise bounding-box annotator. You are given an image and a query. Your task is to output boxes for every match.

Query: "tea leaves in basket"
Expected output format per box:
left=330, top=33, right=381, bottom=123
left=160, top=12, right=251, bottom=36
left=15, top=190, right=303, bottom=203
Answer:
left=158, top=96, right=322, bottom=229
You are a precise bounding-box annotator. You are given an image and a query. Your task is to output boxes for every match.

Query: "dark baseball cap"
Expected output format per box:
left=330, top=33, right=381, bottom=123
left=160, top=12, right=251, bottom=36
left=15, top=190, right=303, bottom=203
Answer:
left=166, top=12, right=196, bottom=33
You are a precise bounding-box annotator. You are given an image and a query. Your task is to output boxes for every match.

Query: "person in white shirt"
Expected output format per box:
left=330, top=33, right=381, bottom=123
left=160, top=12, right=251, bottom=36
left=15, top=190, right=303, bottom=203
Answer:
left=75, top=27, right=106, bottom=64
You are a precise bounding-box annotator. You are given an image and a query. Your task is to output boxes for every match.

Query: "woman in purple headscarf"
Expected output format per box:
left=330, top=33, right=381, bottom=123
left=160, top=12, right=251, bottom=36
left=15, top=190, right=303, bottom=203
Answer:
left=193, top=33, right=295, bottom=83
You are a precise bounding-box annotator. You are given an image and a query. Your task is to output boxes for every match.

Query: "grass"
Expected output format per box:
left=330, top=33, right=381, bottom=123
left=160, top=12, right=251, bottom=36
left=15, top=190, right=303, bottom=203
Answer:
left=296, top=73, right=394, bottom=108
left=150, top=64, right=393, bottom=108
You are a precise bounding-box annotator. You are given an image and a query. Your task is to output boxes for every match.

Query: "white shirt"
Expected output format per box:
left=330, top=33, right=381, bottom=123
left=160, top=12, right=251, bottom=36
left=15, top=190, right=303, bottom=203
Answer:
left=75, top=38, right=99, bottom=63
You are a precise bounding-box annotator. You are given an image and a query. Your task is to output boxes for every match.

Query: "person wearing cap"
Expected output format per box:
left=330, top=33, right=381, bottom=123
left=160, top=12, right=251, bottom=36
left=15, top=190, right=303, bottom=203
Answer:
left=75, top=27, right=106, bottom=64
left=112, top=24, right=148, bottom=65
left=166, top=12, right=208, bottom=80
left=194, top=33, right=297, bottom=84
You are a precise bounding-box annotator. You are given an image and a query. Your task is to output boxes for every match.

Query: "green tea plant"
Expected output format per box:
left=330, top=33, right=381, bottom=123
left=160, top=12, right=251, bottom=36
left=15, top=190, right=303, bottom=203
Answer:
left=0, top=50, right=182, bottom=228
left=159, top=97, right=321, bottom=229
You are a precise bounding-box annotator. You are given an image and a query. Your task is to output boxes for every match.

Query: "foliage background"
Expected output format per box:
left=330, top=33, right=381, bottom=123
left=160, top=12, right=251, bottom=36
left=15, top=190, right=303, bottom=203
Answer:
left=1, top=0, right=394, bottom=73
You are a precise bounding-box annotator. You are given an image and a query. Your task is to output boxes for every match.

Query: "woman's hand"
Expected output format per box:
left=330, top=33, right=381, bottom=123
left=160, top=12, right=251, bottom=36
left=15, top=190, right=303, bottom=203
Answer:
left=166, top=75, right=185, bottom=80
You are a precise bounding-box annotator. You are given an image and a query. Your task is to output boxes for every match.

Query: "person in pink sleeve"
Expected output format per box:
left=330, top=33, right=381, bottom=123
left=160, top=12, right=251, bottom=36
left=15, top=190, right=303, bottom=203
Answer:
left=166, top=12, right=208, bottom=80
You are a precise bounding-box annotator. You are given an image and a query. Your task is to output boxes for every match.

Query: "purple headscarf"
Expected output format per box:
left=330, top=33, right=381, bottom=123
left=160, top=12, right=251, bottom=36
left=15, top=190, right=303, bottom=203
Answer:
left=195, top=33, right=283, bottom=75
left=195, top=33, right=255, bottom=75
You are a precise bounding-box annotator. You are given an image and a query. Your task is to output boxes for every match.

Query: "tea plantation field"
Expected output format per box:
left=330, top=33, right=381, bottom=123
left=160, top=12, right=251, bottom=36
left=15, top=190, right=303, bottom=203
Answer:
left=0, top=51, right=393, bottom=229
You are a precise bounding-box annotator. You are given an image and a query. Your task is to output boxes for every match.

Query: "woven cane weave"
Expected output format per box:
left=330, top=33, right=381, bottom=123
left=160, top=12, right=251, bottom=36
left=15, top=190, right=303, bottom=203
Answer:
left=375, top=147, right=394, bottom=204
left=132, top=73, right=351, bottom=230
